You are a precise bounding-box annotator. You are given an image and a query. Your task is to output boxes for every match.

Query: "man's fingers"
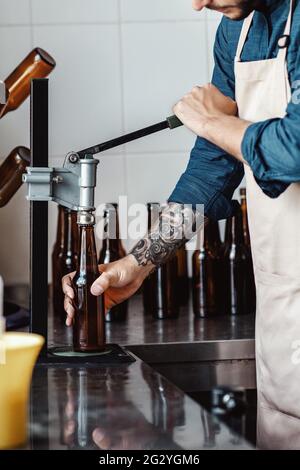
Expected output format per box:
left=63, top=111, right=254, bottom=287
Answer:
left=91, top=272, right=113, bottom=296
left=64, top=296, right=75, bottom=326
left=62, top=272, right=75, bottom=299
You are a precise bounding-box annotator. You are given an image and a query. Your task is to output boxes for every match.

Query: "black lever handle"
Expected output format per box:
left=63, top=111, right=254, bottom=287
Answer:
left=77, top=115, right=183, bottom=157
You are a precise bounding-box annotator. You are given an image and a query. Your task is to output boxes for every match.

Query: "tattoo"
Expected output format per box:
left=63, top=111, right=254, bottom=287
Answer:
left=130, top=202, right=205, bottom=267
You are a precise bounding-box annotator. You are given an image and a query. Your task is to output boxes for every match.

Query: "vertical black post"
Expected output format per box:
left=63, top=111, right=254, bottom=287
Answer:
left=30, top=79, right=49, bottom=355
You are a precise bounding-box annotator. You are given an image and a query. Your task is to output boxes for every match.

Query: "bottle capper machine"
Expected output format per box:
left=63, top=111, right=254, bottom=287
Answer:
left=22, top=78, right=182, bottom=364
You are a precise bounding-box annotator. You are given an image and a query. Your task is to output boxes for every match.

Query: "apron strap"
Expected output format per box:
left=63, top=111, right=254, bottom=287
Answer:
left=235, top=0, right=294, bottom=64
left=278, top=0, right=295, bottom=62
left=235, top=11, right=255, bottom=63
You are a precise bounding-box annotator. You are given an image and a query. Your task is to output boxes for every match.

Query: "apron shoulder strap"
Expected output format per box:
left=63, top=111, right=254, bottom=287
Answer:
left=235, top=12, right=255, bottom=63
left=278, top=0, right=295, bottom=61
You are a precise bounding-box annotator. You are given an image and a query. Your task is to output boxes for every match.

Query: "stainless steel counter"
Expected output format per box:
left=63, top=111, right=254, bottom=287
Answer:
left=29, top=356, right=252, bottom=450
left=6, top=286, right=256, bottom=450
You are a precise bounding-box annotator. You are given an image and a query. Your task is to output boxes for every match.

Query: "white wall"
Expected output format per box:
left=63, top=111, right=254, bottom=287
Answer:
left=0, top=0, right=222, bottom=285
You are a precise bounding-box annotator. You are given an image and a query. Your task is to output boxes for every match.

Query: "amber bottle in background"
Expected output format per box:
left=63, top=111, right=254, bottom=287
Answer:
left=72, top=212, right=106, bottom=352
left=192, top=219, right=222, bottom=317
left=239, top=188, right=256, bottom=314
left=222, top=207, right=255, bottom=315
left=143, top=203, right=179, bottom=319
left=52, top=206, right=79, bottom=322
left=0, top=146, right=30, bottom=207
left=98, top=203, right=127, bottom=322
left=142, top=203, right=160, bottom=315
left=0, top=48, right=56, bottom=119
left=240, top=188, right=251, bottom=246
left=176, top=245, right=189, bottom=306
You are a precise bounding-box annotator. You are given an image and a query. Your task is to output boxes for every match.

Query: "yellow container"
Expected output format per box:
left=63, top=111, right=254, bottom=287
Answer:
left=0, top=332, right=44, bottom=449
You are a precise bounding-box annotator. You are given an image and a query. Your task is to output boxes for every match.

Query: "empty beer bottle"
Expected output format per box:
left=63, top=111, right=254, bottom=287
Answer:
left=222, top=208, right=255, bottom=315
left=239, top=188, right=256, bottom=314
left=0, top=146, right=30, bottom=207
left=0, top=48, right=56, bottom=119
left=142, top=203, right=160, bottom=315
left=72, top=212, right=106, bottom=352
left=176, top=245, right=189, bottom=306
left=240, top=188, right=251, bottom=247
left=143, top=204, right=179, bottom=319
left=52, top=205, right=79, bottom=322
left=192, top=219, right=222, bottom=317
left=98, top=203, right=127, bottom=322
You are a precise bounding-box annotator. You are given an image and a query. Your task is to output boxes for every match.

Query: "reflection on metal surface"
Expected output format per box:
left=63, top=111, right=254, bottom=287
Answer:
left=28, top=358, right=253, bottom=450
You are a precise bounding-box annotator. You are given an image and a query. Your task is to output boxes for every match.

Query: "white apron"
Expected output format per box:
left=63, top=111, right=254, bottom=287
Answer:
left=235, top=0, right=300, bottom=449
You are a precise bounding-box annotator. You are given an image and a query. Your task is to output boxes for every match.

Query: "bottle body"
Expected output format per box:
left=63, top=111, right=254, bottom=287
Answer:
left=0, top=146, right=30, bottom=207
left=176, top=245, right=189, bottom=306
left=222, top=209, right=255, bottom=315
left=52, top=206, right=79, bottom=322
left=239, top=188, right=256, bottom=315
left=142, top=203, right=179, bottom=319
left=73, top=221, right=105, bottom=352
left=151, top=256, right=179, bottom=319
left=192, top=220, right=222, bottom=317
left=0, top=48, right=56, bottom=119
left=98, top=204, right=128, bottom=322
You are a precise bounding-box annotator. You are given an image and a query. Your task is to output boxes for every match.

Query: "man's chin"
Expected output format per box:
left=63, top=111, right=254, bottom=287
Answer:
left=211, top=7, right=252, bottom=21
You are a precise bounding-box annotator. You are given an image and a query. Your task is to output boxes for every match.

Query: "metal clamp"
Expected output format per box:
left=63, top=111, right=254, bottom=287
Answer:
left=0, top=80, right=6, bottom=105
left=23, top=153, right=99, bottom=212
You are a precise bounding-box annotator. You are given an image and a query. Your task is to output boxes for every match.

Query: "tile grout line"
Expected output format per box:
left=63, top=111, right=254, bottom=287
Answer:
left=117, top=0, right=129, bottom=200
left=205, top=16, right=211, bottom=83
left=29, top=0, right=34, bottom=48
left=0, top=18, right=212, bottom=28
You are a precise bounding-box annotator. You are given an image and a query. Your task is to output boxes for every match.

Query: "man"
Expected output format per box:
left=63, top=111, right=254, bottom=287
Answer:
left=63, top=0, right=300, bottom=449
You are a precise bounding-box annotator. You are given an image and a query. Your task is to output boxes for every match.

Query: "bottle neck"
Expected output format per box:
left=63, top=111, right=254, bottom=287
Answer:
left=102, top=207, right=123, bottom=253
left=240, top=196, right=251, bottom=246
left=226, top=213, right=244, bottom=246
left=204, top=219, right=221, bottom=250
left=78, top=225, right=98, bottom=275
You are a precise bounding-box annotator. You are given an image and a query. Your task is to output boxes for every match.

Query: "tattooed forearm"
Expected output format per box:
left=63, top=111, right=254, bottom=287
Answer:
left=130, top=202, right=205, bottom=267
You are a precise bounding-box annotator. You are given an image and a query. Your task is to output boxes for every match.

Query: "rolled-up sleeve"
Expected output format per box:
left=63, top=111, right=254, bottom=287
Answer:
left=169, top=18, right=244, bottom=220
left=241, top=49, right=300, bottom=197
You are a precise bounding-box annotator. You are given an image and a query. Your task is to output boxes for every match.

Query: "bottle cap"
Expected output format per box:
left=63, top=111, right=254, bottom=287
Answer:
left=240, top=187, right=246, bottom=198
left=77, top=211, right=95, bottom=225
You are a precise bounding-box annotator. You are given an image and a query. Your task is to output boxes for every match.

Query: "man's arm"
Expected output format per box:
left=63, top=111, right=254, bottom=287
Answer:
left=130, top=203, right=204, bottom=268
left=174, top=26, right=300, bottom=197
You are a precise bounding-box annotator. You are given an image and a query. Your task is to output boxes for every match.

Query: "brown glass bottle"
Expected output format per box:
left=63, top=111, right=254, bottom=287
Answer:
left=0, top=48, right=56, bottom=119
left=176, top=245, right=189, bottom=306
left=98, top=204, right=128, bottom=322
left=192, top=219, right=222, bottom=317
left=240, top=188, right=251, bottom=246
left=72, top=213, right=106, bottom=352
left=142, top=204, right=179, bottom=319
left=222, top=209, right=255, bottom=315
left=0, top=146, right=30, bottom=207
left=239, top=188, right=256, bottom=314
left=142, top=203, right=160, bottom=315
left=52, top=205, right=79, bottom=322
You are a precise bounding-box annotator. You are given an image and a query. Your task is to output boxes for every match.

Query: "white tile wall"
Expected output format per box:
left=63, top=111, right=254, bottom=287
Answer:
left=0, top=0, right=30, bottom=25
left=121, top=21, right=207, bottom=153
left=0, top=0, right=226, bottom=284
left=32, top=24, right=123, bottom=157
left=120, top=0, right=203, bottom=22
left=31, top=0, right=119, bottom=24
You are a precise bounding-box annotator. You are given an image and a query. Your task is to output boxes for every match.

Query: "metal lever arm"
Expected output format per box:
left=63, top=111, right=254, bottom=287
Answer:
left=77, top=115, right=183, bottom=157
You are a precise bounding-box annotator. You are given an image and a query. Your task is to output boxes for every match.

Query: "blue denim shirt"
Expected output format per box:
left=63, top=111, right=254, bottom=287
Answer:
left=169, top=0, right=300, bottom=220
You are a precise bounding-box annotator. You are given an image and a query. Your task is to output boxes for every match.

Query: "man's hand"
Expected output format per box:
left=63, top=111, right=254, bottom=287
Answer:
left=174, top=83, right=251, bottom=163
left=62, top=254, right=152, bottom=326
left=173, top=83, right=238, bottom=137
